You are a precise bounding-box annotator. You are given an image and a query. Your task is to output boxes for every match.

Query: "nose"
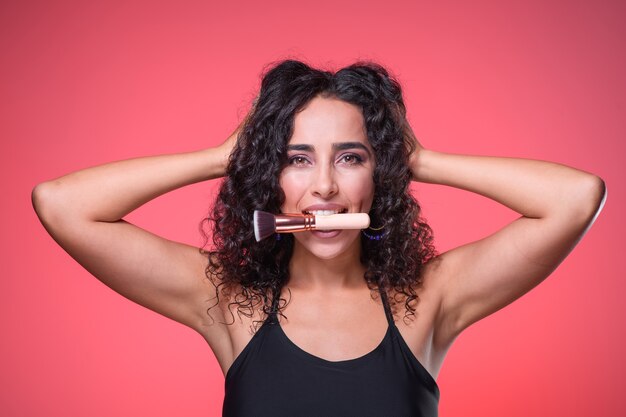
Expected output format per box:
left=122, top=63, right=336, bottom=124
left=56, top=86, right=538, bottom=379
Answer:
left=311, top=162, right=338, bottom=199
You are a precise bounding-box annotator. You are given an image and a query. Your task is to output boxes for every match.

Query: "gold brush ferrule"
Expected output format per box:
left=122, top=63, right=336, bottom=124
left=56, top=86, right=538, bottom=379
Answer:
left=274, top=213, right=316, bottom=233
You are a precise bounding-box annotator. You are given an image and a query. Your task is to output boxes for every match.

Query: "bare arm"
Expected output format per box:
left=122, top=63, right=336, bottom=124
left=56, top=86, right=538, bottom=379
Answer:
left=31, top=121, right=244, bottom=341
left=409, top=140, right=606, bottom=346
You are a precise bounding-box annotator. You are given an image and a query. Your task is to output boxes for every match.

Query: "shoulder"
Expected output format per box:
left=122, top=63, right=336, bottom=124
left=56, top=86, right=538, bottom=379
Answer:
left=381, top=255, right=455, bottom=379
left=418, top=252, right=463, bottom=349
left=199, top=255, right=270, bottom=338
left=385, top=255, right=447, bottom=318
left=384, top=254, right=453, bottom=337
left=193, top=252, right=239, bottom=355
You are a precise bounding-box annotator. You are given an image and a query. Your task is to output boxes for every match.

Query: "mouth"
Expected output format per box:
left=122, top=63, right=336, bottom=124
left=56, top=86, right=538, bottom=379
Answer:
left=303, top=209, right=349, bottom=215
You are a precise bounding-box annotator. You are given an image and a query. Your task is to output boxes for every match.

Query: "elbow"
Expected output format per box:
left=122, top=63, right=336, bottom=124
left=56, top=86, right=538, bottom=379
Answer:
left=31, top=181, right=63, bottom=225
left=591, top=176, right=607, bottom=218
left=587, top=176, right=606, bottom=214
left=31, top=182, right=49, bottom=216
left=574, top=176, right=607, bottom=223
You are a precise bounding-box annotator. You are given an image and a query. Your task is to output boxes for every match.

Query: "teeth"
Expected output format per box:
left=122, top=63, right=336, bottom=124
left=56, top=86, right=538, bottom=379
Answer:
left=305, top=209, right=345, bottom=216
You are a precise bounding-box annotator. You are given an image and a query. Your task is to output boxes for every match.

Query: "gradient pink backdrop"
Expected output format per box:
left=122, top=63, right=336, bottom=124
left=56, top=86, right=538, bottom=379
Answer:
left=1, top=0, right=623, bottom=416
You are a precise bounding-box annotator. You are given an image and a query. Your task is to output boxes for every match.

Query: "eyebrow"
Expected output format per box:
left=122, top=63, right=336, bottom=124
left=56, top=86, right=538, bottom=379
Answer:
left=286, top=142, right=372, bottom=157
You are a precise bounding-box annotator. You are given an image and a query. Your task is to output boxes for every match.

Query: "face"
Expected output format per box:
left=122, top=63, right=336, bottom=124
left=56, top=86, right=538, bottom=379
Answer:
left=279, top=95, right=376, bottom=260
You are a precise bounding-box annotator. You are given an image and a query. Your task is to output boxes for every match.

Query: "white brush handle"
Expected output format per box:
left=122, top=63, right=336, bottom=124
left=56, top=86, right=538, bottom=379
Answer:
left=315, top=213, right=370, bottom=230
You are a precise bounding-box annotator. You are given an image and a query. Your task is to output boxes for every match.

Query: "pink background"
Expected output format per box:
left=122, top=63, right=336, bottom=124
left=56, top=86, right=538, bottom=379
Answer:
left=2, top=0, right=623, bottom=416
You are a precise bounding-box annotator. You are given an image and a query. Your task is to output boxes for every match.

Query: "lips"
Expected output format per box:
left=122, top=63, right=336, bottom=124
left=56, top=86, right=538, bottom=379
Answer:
left=311, top=229, right=342, bottom=238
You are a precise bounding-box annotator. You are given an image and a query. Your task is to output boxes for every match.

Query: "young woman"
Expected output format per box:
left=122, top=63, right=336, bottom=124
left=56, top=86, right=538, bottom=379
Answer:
left=32, top=59, right=606, bottom=416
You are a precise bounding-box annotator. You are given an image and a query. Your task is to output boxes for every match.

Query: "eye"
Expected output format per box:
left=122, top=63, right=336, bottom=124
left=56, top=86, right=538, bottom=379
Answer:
left=288, top=156, right=309, bottom=166
left=340, top=153, right=364, bottom=165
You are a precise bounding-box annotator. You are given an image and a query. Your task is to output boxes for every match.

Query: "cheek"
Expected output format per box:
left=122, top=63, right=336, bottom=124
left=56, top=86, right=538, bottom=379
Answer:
left=342, top=174, right=375, bottom=206
left=278, top=172, right=300, bottom=210
left=363, top=183, right=376, bottom=209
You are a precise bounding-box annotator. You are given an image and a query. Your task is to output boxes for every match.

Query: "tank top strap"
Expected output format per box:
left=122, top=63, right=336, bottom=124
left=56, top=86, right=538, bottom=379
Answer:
left=378, top=286, right=395, bottom=326
left=266, top=289, right=281, bottom=324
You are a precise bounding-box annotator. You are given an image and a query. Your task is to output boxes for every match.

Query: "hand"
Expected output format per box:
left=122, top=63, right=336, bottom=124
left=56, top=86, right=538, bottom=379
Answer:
left=214, top=121, right=240, bottom=175
left=216, top=95, right=259, bottom=174
left=403, top=119, right=425, bottom=181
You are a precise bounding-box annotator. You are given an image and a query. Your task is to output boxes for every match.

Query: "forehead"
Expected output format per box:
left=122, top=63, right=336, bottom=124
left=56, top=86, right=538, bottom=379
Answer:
left=289, top=96, right=370, bottom=148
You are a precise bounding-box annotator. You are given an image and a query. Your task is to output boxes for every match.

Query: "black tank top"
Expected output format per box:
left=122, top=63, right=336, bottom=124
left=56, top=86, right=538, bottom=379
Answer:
left=222, top=286, right=440, bottom=417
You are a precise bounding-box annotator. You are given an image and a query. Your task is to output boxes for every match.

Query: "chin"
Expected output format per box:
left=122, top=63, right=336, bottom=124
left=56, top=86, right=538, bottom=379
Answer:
left=295, top=230, right=361, bottom=259
left=309, top=246, right=348, bottom=260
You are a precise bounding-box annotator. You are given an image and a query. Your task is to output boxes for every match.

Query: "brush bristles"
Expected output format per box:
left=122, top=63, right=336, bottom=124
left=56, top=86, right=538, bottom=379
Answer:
left=253, top=210, right=277, bottom=242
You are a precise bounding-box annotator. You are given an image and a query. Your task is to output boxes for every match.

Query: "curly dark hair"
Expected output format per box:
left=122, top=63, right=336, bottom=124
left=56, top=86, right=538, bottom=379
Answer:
left=199, top=58, right=439, bottom=333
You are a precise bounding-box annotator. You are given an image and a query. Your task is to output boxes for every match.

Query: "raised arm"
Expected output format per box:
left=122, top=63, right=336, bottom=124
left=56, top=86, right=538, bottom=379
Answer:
left=31, top=120, right=244, bottom=340
left=407, top=134, right=606, bottom=347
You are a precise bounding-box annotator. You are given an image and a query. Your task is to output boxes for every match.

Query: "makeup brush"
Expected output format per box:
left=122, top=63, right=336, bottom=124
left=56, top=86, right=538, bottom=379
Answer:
left=253, top=210, right=370, bottom=242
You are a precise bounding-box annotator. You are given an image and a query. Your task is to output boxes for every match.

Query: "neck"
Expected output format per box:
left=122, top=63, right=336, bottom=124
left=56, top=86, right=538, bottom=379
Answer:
left=286, top=237, right=367, bottom=292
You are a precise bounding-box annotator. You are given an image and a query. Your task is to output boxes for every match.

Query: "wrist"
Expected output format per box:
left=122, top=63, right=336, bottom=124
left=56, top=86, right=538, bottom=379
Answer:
left=409, top=148, right=431, bottom=183
left=198, top=146, right=228, bottom=181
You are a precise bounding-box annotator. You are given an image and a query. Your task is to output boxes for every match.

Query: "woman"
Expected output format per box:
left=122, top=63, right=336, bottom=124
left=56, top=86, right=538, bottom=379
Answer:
left=32, top=59, right=606, bottom=416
